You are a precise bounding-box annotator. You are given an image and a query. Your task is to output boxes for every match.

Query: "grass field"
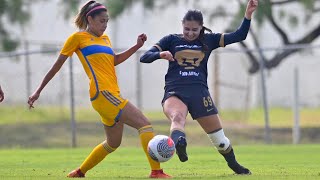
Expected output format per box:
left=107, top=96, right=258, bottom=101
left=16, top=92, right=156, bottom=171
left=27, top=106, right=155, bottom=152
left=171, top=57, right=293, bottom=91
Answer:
left=1, top=106, right=320, bottom=127
left=0, top=106, right=320, bottom=148
left=0, top=145, right=319, bottom=179
left=1, top=106, right=320, bottom=179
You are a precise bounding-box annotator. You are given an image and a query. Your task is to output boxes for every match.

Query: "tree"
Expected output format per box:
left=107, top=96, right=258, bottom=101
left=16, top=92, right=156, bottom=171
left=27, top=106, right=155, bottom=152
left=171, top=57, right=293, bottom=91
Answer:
left=0, top=0, right=35, bottom=51
left=236, top=0, right=320, bottom=73
left=62, top=0, right=320, bottom=74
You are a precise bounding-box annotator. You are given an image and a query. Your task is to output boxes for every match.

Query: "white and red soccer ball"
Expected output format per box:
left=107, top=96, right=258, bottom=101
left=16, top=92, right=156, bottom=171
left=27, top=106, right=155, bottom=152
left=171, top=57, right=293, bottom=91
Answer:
left=148, top=135, right=175, bottom=162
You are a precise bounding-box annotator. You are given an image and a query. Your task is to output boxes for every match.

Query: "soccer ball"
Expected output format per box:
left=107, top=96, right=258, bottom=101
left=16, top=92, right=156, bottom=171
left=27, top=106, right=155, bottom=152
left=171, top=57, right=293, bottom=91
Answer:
left=148, top=135, right=175, bottom=162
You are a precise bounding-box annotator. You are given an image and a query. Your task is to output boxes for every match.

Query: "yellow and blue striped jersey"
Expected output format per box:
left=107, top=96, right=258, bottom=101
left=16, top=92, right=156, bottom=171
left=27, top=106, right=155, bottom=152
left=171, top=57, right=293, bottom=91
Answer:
left=60, top=32, right=119, bottom=100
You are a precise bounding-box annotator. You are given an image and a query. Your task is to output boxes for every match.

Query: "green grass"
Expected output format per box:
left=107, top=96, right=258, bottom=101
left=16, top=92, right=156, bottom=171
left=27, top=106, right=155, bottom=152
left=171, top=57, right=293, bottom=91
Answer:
left=244, top=107, right=320, bottom=127
left=0, top=106, right=99, bottom=125
left=1, top=106, right=320, bottom=128
left=1, top=106, right=320, bottom=148
left=0, top=145, right=319, bottom=179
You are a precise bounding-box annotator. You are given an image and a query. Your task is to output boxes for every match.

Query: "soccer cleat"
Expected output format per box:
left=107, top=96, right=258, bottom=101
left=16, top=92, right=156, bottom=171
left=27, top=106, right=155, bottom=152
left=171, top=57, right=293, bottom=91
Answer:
left=228, top=163, right=251, bottom=175
left=149, top=169, right=172, bottom=178
left=175, top=136, right=188, bottom=162
left=67, top=168, right=85, bottom=178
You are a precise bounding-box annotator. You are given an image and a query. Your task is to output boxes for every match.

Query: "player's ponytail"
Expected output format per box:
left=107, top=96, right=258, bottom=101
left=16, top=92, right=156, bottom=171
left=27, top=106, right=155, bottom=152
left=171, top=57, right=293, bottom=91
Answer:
left=75, top=0, right=96, bottom=30
left=183, top=10, right=212, bottom=52
left=199, top=26, right=212, bottom=52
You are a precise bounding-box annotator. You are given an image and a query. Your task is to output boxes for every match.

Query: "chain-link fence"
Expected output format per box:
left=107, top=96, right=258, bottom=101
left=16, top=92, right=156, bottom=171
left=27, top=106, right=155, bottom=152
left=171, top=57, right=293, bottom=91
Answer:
left=0, top=42, right=319, bottom=147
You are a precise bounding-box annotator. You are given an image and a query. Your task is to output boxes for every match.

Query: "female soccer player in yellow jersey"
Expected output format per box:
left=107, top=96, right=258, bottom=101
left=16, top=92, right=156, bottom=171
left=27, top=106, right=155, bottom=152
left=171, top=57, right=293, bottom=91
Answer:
left=27, top=1, right=171, bottom=178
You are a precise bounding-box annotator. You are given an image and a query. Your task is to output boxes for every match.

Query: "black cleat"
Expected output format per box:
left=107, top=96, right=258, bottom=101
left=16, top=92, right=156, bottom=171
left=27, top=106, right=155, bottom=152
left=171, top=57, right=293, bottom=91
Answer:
left=175, top=136, right=188, bottom=162
left=228, top=163, right=251, bottom=175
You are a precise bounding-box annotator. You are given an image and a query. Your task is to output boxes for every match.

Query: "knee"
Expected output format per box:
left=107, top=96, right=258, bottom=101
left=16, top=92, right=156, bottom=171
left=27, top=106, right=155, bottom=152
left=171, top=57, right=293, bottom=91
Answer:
left=134, top=112, right=151, bottom=130
left=207, top=129, right=231, bottom=152
left=105, top=139, right=121, bottom=149
left=169, top=111, right=186, bottom=125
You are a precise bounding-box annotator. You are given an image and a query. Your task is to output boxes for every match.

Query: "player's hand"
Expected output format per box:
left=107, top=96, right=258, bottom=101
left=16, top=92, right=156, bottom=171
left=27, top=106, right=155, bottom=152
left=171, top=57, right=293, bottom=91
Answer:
left=136, top=33, right=147, bottom=48
left=0, top=86, right=4, bottom=102
left=245, top=0, right=258, bottom=19
left=160, top=51, right=175, bottom=61
left=28, top=92, right=40, bottom=109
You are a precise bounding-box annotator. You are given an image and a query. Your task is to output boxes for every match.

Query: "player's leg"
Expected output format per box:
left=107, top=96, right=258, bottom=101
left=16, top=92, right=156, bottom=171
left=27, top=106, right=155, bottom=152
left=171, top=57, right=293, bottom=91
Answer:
left=68, top=91, right=125, bottom=178
left=67, top=122, right=123, bottom=178
left=196, top=114, right=251, bottom=175
left=163, top=96, right=189, bottom=162
left=118, top=101, right=171, bottom=178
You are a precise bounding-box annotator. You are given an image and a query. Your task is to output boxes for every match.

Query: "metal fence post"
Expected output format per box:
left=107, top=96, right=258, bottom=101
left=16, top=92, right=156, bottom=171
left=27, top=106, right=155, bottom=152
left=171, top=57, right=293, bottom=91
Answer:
left=213, top=52, right=220, bottom=109
left=258, top=49, right=272, bottom=144
left=69, top=56, right=76, bottom=148
left=136, top=52, right=142, bottom=110
left=25, top=41, right=31, bottom=99
left=293, top=67, right=300, bottom=144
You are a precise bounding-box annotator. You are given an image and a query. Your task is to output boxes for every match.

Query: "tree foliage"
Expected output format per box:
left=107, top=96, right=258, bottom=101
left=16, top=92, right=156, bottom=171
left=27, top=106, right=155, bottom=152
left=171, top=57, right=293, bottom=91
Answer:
left=62, top=0, right=175, bottom=19
left=61, top=0, right=320, bottom=74
left=0, top=0, right=35, bottom=51
left=237, top=0, right=320, bottom=73
left=1, top=0, right=319, bottom=72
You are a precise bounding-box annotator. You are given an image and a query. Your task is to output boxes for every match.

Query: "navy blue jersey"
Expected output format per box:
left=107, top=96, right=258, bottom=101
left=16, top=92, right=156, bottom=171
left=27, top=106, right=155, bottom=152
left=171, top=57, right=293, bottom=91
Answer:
left=155, top=33, right=222, bottom=89
left=141, top=18, right=251, bottom=91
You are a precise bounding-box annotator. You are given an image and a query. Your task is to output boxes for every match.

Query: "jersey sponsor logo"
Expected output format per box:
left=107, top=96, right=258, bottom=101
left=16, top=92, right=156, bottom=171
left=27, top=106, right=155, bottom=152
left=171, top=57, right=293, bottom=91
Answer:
left=179, top=71, right=199, bottom=77
left=175, top=50, right=205, bottom=70
left=176, top=44, right=202, bottom=49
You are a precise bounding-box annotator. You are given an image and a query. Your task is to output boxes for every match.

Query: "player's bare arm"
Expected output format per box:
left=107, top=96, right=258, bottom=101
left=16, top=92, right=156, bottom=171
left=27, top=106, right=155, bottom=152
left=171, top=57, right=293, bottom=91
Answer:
left=28, top=54, right=68, bottom=109
left=245, top=0, right=258, bottom=19
left=114, top=33, right=147, bottom=66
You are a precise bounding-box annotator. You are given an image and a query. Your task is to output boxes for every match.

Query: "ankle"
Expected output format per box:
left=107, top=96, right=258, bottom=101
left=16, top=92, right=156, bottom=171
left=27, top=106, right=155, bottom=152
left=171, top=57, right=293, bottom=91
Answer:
left=77, top=168, right=85, bottom=176
left=151, top=169, right=163, bottom=173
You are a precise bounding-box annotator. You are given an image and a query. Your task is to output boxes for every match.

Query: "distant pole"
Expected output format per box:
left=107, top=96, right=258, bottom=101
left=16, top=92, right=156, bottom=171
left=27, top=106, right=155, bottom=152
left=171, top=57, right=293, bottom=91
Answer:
left=25, top=41, right=31, bottom=98
left=293, top=67, right=300, bottom=144
left=258, top=49, right=272, bottom=144
left=136, top=52, right=142, bottom=110
left=59, top=66, right=66, bottom=120
left=23, top=3, right=31, bottom=99
left=244, top=75, right=251, bottom=121
left=69, top=56, right=76, bottom=148
left=213, top=52, right=220, bottom=108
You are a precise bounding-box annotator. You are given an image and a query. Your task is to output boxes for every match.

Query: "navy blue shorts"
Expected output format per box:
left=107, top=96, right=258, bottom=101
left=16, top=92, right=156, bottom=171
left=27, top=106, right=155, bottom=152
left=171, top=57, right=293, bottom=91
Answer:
left=162, top=85, right=218, bottom=119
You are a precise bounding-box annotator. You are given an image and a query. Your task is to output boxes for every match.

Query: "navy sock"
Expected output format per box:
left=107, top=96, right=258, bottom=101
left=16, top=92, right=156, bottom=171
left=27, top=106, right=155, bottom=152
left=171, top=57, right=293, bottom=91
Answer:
left=221, top=148, right=238, bottom=165
left=221, top=148, right=250, bottom=174
left=170, top=130, right=185, bottom=145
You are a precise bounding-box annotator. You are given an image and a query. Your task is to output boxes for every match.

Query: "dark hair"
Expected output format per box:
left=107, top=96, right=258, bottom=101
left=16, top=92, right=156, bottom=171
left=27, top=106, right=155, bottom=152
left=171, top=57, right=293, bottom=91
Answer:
left=75, top=1, right=107, bottom=30
left=182, top=10, right=212, bottom=51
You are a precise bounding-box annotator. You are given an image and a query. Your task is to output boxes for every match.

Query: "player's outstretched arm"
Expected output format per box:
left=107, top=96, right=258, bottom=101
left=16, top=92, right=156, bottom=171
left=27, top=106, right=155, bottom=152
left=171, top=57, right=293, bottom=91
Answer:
left=114, top=33, right=147, bottom=66
left=140, top=47, right=174, bottom=63
left=245, top=0, right=258, bottom=20
left=28, top=54, right=68, bottom=109
left=220, top=0, right=258, bottom=47
left=0, top=85, right=4, bottom=102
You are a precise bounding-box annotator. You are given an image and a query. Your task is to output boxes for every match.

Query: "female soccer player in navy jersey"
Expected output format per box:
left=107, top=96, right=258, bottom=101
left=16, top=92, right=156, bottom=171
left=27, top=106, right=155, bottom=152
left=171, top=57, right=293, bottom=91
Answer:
left=140, top=0, right=258, bottom=175
left=27, top=1, right=170, bottom=178
left=0, top=85, right=4, bottom=102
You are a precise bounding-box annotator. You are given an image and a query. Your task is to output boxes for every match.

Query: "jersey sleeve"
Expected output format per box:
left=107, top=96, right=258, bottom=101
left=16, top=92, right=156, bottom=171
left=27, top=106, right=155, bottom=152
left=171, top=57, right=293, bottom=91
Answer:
left=60, top=33, right=80, bottom=57
left=222, top=18, right=251, bottom=47
left=205, top=33, right=223, bottom=51
left=154, top=34, right=173, bottom=51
